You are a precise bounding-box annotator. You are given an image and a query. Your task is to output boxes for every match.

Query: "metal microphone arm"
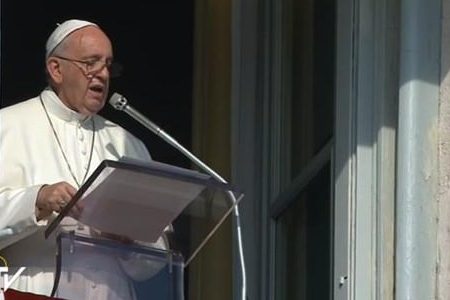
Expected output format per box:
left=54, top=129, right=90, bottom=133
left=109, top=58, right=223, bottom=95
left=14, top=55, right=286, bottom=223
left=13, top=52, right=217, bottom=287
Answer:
left=125, top=105, right=227, bottom=184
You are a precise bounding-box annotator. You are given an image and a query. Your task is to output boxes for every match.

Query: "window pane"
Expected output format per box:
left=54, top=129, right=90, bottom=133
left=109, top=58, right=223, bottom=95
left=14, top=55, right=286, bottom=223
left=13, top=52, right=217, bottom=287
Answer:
left=275, top=163, right=331, bottom=300
left=290, top=0, right=335, bottom=178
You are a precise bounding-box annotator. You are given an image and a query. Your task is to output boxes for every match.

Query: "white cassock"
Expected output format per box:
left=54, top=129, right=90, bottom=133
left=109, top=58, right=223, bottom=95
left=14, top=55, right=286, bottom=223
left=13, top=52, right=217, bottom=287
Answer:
left=0, top=88, right=155, bottom=299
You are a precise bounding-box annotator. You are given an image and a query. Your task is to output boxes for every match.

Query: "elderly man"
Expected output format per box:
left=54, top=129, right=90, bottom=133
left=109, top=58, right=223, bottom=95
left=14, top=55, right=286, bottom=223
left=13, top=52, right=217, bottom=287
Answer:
left=0, top=19, right=153, bottom=299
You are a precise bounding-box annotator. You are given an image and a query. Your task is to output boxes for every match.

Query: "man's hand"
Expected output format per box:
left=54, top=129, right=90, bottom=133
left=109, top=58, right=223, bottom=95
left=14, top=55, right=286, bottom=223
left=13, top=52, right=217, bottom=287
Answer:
left=35, top=182, right=77, bottom=220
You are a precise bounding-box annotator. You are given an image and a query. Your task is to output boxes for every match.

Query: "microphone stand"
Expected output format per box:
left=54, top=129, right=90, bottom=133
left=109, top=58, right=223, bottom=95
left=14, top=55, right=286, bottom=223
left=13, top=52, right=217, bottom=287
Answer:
left=110, top=94, right=247, bottom=300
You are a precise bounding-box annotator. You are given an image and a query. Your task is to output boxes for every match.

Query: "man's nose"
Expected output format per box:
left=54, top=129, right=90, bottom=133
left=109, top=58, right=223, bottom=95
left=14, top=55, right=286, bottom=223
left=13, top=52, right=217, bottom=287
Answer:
left=95, top=63, right=110, bottom=79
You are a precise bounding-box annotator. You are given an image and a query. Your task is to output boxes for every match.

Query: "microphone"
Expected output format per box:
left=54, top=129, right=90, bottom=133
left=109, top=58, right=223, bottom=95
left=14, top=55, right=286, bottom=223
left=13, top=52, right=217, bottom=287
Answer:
left=109, top=92, right=247, bottom=300
left=109, top=93, right=225, bottom=181
left=109, top=93, right=163, bottom=137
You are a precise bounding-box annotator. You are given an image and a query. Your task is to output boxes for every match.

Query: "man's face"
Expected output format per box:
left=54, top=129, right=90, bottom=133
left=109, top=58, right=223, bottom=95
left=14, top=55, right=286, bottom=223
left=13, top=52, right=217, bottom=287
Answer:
left=49, top=26, right=113, bottom=116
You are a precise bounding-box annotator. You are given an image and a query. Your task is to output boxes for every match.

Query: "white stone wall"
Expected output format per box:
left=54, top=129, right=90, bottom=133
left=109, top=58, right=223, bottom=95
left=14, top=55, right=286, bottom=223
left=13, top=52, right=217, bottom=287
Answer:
left=438, top=0, right=450, bottom=297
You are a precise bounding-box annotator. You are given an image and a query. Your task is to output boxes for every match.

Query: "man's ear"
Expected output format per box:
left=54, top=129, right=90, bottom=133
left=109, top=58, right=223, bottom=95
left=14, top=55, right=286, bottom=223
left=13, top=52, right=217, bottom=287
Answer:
left=46, top=57, right=63, bottom=83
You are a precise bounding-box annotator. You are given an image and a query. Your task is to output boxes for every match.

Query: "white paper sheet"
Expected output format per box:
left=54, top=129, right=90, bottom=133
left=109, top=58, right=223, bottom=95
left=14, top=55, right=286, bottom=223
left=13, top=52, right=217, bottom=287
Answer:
left=71, top=161, right=208, bottom=243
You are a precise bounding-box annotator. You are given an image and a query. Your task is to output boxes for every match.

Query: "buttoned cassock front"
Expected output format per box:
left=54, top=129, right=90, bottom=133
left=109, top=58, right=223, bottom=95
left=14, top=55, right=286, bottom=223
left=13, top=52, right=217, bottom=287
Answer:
left=0, top=88, right=152, bottom=298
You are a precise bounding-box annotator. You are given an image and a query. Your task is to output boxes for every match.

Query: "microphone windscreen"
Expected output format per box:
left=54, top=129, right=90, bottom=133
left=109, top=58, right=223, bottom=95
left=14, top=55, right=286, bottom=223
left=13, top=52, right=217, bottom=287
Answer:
left=109, top=93, right=127, bottom=111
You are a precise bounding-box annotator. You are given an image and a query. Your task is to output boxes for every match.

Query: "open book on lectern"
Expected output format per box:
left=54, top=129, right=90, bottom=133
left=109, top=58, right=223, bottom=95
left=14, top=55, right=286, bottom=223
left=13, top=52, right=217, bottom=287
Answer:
left=45, top=158, right=243, bottom=266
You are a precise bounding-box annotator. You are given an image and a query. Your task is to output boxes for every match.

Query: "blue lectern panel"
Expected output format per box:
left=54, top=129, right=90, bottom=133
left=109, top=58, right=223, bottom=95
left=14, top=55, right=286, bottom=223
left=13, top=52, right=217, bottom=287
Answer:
left=55, top=233, right=184, bottom=300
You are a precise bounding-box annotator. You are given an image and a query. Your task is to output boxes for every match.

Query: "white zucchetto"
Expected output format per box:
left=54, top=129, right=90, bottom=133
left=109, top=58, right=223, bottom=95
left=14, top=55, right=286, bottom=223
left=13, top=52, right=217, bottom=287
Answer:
left=45, top=19, right=98, bottom=58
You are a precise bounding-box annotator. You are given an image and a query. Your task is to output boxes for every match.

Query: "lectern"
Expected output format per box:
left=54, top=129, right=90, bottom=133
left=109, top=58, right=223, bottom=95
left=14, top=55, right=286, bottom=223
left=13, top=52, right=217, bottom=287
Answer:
left=45, top=159, right=243, bottom=300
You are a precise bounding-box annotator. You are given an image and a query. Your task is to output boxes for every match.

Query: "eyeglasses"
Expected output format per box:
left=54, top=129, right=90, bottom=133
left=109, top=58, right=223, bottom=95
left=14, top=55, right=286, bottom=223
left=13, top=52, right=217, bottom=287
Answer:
left=53, top=55, right=122, bottom=78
